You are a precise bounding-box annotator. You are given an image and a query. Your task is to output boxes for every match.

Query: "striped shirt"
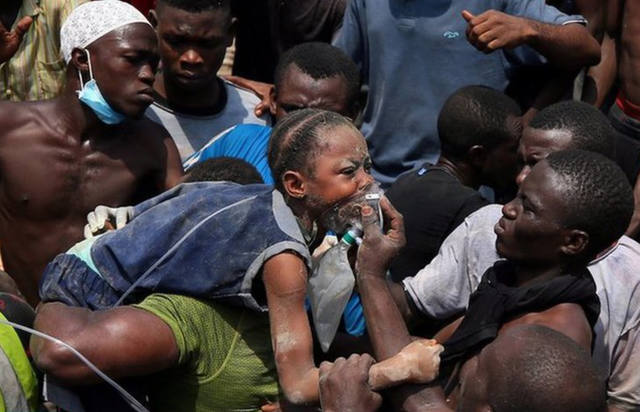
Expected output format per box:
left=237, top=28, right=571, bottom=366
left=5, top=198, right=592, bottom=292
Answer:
left=0, top=0, right=86, bottom=101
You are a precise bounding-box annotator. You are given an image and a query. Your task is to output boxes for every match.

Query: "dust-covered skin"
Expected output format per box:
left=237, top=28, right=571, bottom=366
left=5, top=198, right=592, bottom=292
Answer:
left=368, top=339, right=444, bottom=390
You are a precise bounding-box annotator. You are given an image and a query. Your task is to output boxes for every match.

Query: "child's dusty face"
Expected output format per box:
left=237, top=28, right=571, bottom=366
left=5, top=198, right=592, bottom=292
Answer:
left=303, top=125, right=374, bottom=229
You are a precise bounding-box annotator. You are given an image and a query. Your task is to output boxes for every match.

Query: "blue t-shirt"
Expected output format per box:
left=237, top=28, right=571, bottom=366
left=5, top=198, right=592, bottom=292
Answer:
left=334, top=0, right=585, bottom=185
left=183, top=124, right=274, bottom=185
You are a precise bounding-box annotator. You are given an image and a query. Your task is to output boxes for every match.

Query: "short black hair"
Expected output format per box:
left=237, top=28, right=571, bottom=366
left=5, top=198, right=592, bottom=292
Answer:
left=184, top=157, right=263, bottom=185
left=156, top=0, right=229, bottom=13
left=529, top=101, right=615, bottom=159
left=437, top=86, right=522, bottom=159
left=268, top=108, right=357, bottom=192
left=273, top=42, right=361, bottom=113
left=546, top=149, right=633, bottom=259
left=489, top=325, right=606, bottom=412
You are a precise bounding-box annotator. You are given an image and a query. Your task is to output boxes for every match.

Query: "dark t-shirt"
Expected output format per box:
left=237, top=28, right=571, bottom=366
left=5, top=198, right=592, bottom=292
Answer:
left=232, top=0, right=346, bottom=82
left=614, top=131, right=640, bottom=186
left=386, top=165, right=489, bottom=281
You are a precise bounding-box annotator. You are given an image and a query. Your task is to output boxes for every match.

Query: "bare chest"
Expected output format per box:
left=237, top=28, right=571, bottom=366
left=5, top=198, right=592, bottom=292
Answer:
left=0, top=133, right=155, bottom=218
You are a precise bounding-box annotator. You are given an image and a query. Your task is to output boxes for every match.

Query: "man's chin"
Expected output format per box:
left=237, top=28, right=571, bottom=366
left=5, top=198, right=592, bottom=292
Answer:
left=495, top=238, right=507, bottom=259
left=173, top=74, right=214, bottom=90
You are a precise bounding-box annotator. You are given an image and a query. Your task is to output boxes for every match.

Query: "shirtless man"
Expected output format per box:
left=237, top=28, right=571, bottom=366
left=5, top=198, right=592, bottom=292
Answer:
left=608, top=0, right=640, bottom=141
left=0, top=1, right=183, bottom=305
left=354, top=149, right=632, bottom=410
left=318, top=325, right=606, bottom=412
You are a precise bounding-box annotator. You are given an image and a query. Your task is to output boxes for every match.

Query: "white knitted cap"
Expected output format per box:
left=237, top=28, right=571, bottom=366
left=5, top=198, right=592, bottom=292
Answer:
left=60, top=0, right=151, bottom=63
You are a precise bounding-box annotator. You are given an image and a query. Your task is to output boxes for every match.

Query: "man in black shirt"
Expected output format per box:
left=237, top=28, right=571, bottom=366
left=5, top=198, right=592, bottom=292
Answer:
left=386, top=86, right=521, bottom=281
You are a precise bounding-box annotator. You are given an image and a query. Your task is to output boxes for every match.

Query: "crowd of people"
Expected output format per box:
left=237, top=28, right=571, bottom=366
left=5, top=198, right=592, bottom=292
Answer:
left=0, top=0, right=639, bottom=411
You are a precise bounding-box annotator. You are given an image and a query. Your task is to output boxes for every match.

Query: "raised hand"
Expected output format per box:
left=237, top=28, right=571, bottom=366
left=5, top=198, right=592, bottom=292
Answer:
left=356, top=196, right=406, bottom=279
left=462, top=9, right=534, bottom=53
left=0, top=16, right=33, bottom=63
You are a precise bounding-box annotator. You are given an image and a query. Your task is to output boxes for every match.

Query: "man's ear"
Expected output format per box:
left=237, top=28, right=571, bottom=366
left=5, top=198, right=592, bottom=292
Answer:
left=560, top=229, right=589, bottom=257
left=282, top=170, right=306, bottom=199
left=70, top=48, right=90, bottom=75
left=467, top=145, right=488, bottom=169
left=148, top=9, right=158, bottom=28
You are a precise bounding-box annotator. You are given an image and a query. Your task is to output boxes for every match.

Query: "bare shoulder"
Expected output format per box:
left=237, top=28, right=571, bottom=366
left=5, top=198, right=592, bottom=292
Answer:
left=0, top=100, right=56, bottom=138
left=263, top=251, right=308, bottom=295
left=504, top=303, right=592, bottom=349
left=129, top=117, right=172, bottom=145
left=125, top=117, right=183, bottom=188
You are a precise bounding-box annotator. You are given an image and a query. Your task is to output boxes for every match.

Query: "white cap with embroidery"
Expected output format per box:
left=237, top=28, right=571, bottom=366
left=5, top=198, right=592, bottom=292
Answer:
left=60, top=0, right=151, bottom=63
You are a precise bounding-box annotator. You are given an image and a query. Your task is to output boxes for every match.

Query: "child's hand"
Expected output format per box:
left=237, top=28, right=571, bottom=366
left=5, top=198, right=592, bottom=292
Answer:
left=356, top=197, right=405, bottom=279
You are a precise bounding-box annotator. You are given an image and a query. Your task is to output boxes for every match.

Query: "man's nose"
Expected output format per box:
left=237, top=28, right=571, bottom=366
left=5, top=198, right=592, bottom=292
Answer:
left=180, top=49, right=204, bottom=66
left=139, top=64, right=155, bottom=84
left=515, top=165, right=531, bottom=186
left=502, top=200, right=517, bottom=220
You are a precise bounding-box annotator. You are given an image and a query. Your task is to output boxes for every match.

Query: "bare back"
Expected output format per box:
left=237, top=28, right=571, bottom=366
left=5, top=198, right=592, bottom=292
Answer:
left=619, top=0, right=640, bottom=104
left=0, top=99, right=183, bottom=305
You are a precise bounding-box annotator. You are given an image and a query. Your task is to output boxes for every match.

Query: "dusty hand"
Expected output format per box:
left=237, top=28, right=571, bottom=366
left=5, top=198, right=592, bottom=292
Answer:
left=462, top=9, right=534, bottom=53
left=319, top=354, right=382, bottom=412
left=356, top=196, right=405, bottom=278
left=0, top=16, right=33, bottom=63
left=369, top=339, right=444, bottom=390
left=83, top=205, right=135, bottom=238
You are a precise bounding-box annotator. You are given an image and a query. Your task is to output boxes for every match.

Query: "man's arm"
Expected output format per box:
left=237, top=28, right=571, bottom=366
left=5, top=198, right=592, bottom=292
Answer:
left=605, top=322, right=640, bottom=410
left=462, top=9, right=600, bottom=70
left=30, top=302, right=178, bottom=385
left=356, top=199, right=451, bottom=411
left=158, top=130, right=184, bottom=190
left=262, top=252, right=319, bottom=405
left=625, top=179, right=640, bottom=238
left=579, top=0, right=617, bottom=106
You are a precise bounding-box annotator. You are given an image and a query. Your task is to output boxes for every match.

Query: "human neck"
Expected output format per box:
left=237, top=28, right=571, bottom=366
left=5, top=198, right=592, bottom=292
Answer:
left=154, top=71, right=223, bottom=115
left=57, top=86, right=118, bottom=140
left=286, top=197, right=327, bottom=249
left=436, top=156, right=480, bottom=189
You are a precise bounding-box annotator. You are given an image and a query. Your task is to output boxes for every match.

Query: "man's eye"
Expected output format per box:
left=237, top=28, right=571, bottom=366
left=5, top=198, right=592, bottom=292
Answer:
left=164, top=36, right=183, bottom=47
left=124, top=55, right=140, bottom=64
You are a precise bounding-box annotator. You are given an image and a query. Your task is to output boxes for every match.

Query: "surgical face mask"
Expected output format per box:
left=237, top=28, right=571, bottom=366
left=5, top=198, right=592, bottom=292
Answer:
left=77, top=49, right=127, bottom=125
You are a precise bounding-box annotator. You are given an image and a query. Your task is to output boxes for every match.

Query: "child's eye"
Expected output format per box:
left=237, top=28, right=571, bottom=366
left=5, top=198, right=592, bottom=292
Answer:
left=364, top=161, right=372, bottom=173
left=341, top=168, right=355, bottom=175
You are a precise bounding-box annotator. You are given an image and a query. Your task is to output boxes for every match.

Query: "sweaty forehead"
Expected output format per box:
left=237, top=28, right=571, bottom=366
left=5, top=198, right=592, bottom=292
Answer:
left=521, top=127, right=573, bottom=156
left=90, top=23, right=157, bottom=53
left=280, top=66, right=349, bottom=104
left=521, top=161, right=569, bottom=212
left=156, top=4, right=231, bottom=35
